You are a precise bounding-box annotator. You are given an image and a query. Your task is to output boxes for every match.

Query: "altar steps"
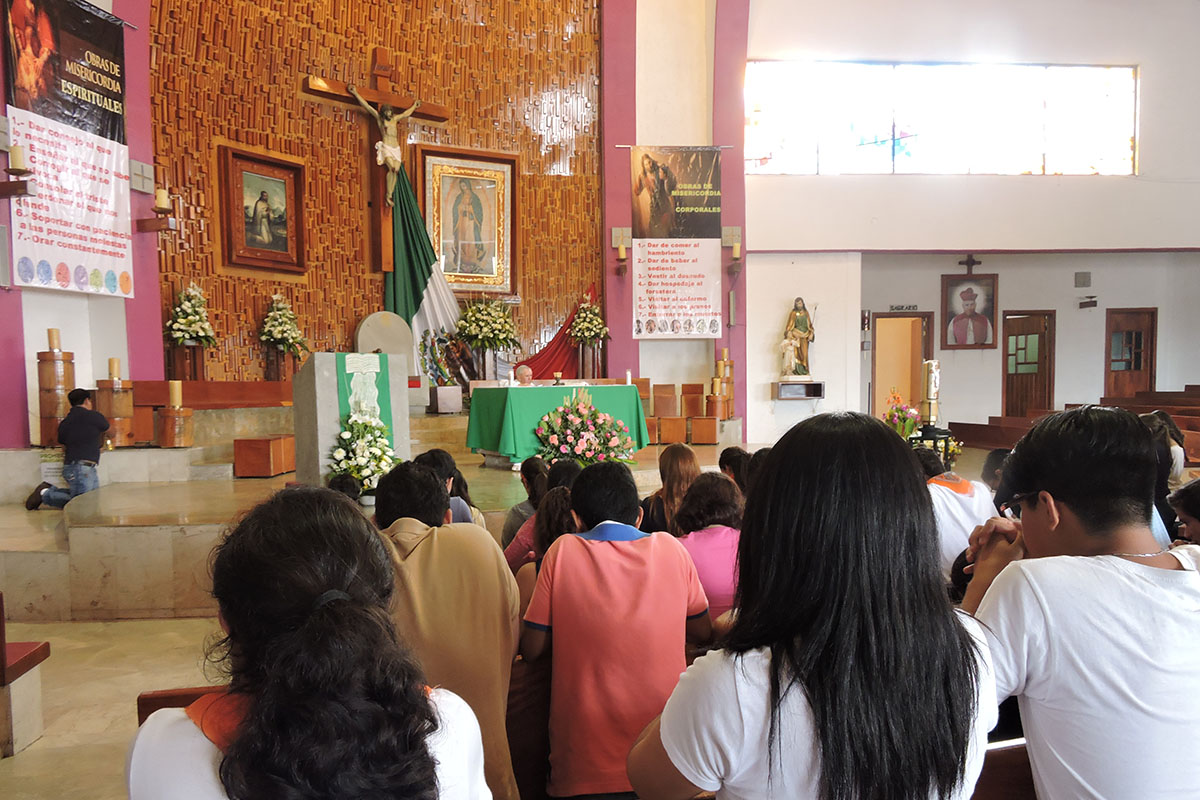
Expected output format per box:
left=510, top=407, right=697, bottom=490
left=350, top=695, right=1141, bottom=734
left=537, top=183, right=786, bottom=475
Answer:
left=409, top=412, right=474, bottom=463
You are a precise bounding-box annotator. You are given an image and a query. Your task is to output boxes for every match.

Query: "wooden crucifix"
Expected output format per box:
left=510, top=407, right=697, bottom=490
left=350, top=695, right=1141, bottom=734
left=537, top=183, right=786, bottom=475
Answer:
left=302, top=47, right=450, bottom=274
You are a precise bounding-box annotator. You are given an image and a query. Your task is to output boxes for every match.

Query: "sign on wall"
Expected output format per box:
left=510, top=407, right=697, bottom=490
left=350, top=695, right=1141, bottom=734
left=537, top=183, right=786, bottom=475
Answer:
left=4, top=0, right=132, bottom=297
left=630, top=145, right=722, bottom=339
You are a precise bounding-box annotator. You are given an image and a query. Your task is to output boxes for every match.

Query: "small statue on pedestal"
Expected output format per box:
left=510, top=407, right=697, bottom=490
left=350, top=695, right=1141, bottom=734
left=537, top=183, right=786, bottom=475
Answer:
left=780, top=297, right=815, bottom=379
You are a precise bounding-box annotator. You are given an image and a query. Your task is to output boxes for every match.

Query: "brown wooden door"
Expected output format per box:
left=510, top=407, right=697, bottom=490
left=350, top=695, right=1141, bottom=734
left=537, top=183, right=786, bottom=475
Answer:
left=1105, top=308, right=1157, bottom=398
left=1003, top=312, right=1054, bottom=418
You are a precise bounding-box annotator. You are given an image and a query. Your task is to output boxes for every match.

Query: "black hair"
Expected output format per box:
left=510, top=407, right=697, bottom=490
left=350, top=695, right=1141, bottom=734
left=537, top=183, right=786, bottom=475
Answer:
left=1005, top=405, right=1155, bottom=535
left=547, top=458, right=583, bottom=491
left=450, top=468, right=475, bottom=508
left=745, top=447, right=772, bottom=494
left=375, top=462, right=450, bottom=529
left=1168, top=477, right=1200, bottom=520
left=914, top=446, right=946, bottom=479
left=981, top=448, right=1010, bottom=487
left=718, top=446, right=750, bottom=493
left=68, top=388, right=90, bottom=406
left=326, top=473, right=362, bottom=501
left=674, top=472, right=743, bottom=536
left=570, top=460, right=640, bottom=529
left=1151, top=410, right=1185, bottom=447
left=209, top=487, right=439, bottom=800
left=725, top=413, right=979, bottom=800
left=521, top=456, right=550, bottom=509
left=533, top=486, right=576, bottom=554
left=413, top=448, right=456, bottom=484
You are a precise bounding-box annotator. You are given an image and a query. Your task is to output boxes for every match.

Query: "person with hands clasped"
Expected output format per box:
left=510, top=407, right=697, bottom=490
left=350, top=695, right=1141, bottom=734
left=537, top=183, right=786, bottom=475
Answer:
left=962, top=405, right=1200, bottom=800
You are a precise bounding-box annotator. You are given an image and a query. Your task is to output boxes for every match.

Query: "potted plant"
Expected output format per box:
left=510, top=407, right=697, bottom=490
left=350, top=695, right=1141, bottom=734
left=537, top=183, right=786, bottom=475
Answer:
left=327, top=413, right=398, bottom=506
left=568, top=298, right=609, bottom=379
left=457, top=299, right=521, bottom=379
left=259, top=293, right=308, bottom=381
left=534, top=389, right=637, bottom=466
left=164, top=282, right=217, bottom=380
left=882, top=389, right=922, bottom=438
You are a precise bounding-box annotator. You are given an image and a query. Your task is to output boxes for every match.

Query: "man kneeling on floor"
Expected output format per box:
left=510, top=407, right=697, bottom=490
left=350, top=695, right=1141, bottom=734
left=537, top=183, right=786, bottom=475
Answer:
left=964, top=405, right=1200, bottom=799
left=27, top=388, right=109, bottom=510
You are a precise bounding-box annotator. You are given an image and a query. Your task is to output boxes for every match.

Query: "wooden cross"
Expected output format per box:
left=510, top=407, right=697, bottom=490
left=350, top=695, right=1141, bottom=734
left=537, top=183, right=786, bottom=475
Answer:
left=302, top=47, right=450, bottom=273
left=958, top=253, right=982, bottom=274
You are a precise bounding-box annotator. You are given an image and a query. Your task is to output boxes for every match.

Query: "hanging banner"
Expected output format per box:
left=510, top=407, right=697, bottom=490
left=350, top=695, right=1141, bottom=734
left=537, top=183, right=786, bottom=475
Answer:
left=630, top=146, right=722, bottom=339
left=4, top=0, right=132, bottom=297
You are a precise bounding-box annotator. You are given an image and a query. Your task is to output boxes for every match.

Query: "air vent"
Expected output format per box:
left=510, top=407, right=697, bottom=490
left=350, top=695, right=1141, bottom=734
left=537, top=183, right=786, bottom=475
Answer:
left=1074, top=271, right=1092, bottom=288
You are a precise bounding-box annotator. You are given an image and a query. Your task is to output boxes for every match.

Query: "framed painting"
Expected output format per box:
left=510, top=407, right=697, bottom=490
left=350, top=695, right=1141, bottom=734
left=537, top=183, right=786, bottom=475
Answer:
left=416, top=144, right=517, bottom=298
left=218, top=146, right=305, bottom=273
left=941, top=273, right=998, bottom=350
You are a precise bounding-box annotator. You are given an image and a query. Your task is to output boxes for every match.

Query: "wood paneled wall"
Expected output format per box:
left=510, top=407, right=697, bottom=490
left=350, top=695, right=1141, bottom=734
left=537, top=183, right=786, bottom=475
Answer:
left=151, top=1, right=602, bottom=379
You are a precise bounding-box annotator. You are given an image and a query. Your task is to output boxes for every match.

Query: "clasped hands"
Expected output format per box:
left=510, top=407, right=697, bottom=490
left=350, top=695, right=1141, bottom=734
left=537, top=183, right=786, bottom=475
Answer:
left=963, top=516, right=1026, bottom=579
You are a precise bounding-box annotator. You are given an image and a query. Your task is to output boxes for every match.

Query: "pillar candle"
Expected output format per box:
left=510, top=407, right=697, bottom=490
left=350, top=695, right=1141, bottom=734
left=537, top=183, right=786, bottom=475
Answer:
left=108, top=357, right=120, bottom=380
left=47, top=328, right=60, bottom=350
left=625, top=369, right=631, bottom=385
left=712, top=377, right=721, bottom=395
left=618, top=243, right=627, bottom=261
left=168, top=380, right=183, bottom=409
left=722, top=347, right=729, bottom=361
left=9, top=144, right=26, bottom=171
left=155, top=188, right=170, bottom=210
left=732, top=241, right=740, bottom=259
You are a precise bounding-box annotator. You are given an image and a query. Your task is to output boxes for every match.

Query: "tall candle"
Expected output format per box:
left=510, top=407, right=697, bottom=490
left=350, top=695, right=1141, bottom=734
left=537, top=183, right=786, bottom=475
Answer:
left=168, top=380, right=183, bottom=409
left=9, top=144, right=26, bottom=171
left=712, top=377, right=722, bottom=395
left=732, top=241, right=741, bottom=259
left=617, top=243, right=627, bottom=261
left=625, top=369, right=631, bottom=385
left=47, top=328, right=60, bottom=350
left=108, top=357, right=120, bottom=380
left=154, top=188, right=170, bottom=210
left=722, top=347, right=729, bottom=361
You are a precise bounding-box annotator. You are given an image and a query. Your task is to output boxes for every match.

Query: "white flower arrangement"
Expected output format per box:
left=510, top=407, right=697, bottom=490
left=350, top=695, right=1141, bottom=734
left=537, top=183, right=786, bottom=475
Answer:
left=327, top=413, right=397, bottom=493
left=457, top=300, right=522, bottom=353
left=569, top=299, right=609, bottom=346
left=259, top=293, right=308, bottom=356
left=165, top=282, right=218, bottom=346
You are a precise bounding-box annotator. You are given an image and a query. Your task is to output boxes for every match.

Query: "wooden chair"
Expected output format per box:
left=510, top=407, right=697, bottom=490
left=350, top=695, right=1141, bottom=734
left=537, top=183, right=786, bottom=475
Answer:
left=645, top=417, right=659, bottom=444
left=1, top=592, right=51, bottom=757
left=690, top=417, right=719, bottom=445
left=680, top=383, right=705, bottom=418
left=659, top=416, right=688, bottom=444
left=634, top=377, right=651, bottom=417
left=652, top=384, right=678, bottom=417
left=137, top=685, right=227, bottom=726
left=970, top=741, right=1036, bottom=800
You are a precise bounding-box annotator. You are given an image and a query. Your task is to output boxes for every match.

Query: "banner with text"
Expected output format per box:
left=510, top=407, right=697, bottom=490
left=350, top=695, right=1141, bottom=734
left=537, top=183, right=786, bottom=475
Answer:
left=630, top=146, right=721, bottom=339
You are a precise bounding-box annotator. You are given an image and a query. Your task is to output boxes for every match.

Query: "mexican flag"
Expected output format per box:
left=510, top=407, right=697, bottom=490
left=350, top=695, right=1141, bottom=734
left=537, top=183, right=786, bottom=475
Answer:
left=384, top=166, right=459, bottom=350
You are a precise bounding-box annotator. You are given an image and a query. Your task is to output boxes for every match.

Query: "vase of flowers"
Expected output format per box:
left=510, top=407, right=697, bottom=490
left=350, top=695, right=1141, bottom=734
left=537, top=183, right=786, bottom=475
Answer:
left=883, top=389, right=921, bottom=438
left=165, top=282, right=217, bottom=381
left=569, top=298, right=609, bottom=380
left=534, top=389, right=637, bottom=466
left=327, top=413, right=398, bottom=497
left=457, top=300, right=521, bottom=379
left=259, top=294, right=307, bottom=381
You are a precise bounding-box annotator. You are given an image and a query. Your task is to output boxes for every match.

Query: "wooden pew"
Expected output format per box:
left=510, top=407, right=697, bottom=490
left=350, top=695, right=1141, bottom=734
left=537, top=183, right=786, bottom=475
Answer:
left=971, top=740, right=1036, bottom=799
left=136, top=685, right=226, bottom=726
left=1, top=592, right=51, bottom=757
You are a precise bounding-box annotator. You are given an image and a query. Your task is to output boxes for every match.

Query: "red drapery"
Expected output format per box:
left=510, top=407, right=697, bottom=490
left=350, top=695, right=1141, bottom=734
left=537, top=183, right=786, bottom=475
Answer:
left=516, top=284, right=598, bottom=380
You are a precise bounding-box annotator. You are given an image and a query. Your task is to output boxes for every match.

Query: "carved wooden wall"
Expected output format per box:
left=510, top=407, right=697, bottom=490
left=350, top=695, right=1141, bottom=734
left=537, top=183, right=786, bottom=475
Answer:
left=151, top=0, right=601, bottom=379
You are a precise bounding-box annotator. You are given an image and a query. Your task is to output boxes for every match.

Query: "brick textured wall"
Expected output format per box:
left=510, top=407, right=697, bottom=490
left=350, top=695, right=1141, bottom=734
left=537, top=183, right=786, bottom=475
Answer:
left=152, top=1, right=601, bottom=379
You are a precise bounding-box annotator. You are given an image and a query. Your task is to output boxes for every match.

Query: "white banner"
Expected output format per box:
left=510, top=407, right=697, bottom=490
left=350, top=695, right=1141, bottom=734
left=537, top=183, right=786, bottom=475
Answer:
left=632, top=238, right=722, bottom=338
left=8, top=106, right=133, bottom=297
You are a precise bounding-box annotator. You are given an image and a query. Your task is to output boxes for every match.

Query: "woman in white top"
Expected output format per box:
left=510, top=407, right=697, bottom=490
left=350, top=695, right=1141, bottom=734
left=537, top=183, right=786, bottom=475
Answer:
left=128, top=487, right=490, bottom=800
left=628, top=412, right=997, bottom=800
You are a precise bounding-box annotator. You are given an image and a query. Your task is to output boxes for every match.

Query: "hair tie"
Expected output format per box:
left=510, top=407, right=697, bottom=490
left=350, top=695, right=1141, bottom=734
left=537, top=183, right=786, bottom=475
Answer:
left=311, top=589, right=351, bottom=613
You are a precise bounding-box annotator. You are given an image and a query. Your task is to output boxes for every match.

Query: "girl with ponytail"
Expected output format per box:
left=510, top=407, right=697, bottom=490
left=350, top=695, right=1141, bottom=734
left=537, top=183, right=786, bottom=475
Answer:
left=128, top=487, right=491, bottom=800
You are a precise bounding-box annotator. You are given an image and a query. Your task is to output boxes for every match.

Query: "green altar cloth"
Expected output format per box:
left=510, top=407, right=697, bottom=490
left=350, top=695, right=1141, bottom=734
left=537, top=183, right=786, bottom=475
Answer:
left=466, top=385, right=650, bottom=463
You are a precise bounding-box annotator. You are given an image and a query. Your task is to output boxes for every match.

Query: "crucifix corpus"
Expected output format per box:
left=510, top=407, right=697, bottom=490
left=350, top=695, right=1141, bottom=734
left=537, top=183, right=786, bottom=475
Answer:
left=301, top=46, right=450, bottom=272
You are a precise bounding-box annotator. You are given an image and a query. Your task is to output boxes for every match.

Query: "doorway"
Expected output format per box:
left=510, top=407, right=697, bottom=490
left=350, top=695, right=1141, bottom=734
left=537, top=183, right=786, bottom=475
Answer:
left=1104, top=308, right=1158, bottom=398
left=871, top=312, right=933, bottom=416
left=1002, top=311, right=1055, bottom=418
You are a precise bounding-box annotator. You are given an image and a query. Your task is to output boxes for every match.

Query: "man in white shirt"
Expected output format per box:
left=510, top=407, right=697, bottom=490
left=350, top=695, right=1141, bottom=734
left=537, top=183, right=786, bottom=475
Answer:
left=964, top=405, right=1200, bottom=799
left=914, top=448, right=996, bottom=581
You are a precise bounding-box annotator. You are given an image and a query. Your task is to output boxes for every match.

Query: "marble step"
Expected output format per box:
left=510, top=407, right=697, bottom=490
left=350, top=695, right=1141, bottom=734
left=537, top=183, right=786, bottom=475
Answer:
left=188, top=462, right=233, bottom=481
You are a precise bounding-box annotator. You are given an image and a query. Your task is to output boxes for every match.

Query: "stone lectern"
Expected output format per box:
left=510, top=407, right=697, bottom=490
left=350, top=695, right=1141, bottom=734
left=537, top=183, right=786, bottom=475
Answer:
left=293, top=352, right=411, bottom=486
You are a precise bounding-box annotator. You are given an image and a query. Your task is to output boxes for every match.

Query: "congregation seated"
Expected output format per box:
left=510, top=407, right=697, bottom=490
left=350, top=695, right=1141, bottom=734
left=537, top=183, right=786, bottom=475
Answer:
left=628, top=412, right=997, bottom=799
left=744, top=446, right=771, bottom=493
left=1141, top=412, right=1181, bottom=537
left=127, top=488, right=488, bottom=799
left=717, top=445, right=749, bottom=493
left=1169, top=477, right=1200, bottom=542
left=414, top=448, right=480, bottom=526
left=515, top=486, right=575, bottom=617
left=503, top=456, right=548, bottom=547
left=1151, top=409, right=1188, bottom=492
left=639, top=442, right=701, bottom=533
left=915, top=447, right=997, bottom=581
left=521, top=460, right=711, bottom=798
left=980, top=447, right=1010, bottom=512
left=451, top=467, right=487, bottom=528
left=673, top=471, right=743, bottom=619
left=504, top=459, right=581, bottom=572
left=375, top=463, right=521, bottom=800
left=964, top=405, right=1200, bottom=798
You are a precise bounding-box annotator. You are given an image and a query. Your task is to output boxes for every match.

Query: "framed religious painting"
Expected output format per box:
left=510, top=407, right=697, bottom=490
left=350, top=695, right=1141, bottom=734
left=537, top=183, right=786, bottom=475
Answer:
left=218, top=146, right=306, bottom=273
left=416, top=144, right=517, bottom=298
left=941, top=273, right=998, bottom=350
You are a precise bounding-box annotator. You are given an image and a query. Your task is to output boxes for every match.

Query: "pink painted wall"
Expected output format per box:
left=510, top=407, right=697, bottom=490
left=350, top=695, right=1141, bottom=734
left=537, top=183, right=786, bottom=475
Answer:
left=0, top=6, right=23, bottom=447
left=600, top=0, right=638, bottom=377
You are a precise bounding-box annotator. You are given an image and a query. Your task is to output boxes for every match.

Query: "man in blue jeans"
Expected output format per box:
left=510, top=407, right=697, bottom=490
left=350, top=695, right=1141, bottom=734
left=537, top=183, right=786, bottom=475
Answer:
left=26, top=388, right=109, bottom=510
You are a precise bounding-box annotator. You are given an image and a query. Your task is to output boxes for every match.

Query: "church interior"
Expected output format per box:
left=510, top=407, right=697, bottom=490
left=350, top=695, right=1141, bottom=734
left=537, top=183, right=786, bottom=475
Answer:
left=2, top=0, right=1198, bottom=798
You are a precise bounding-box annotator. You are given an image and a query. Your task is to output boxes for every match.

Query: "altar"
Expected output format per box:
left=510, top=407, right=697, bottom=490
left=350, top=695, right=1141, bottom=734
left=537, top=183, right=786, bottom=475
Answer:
left=466, top=385, right=650, bottom=465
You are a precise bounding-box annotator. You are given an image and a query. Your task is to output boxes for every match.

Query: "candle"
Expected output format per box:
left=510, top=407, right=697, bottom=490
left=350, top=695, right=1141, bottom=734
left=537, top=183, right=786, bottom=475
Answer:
left=9, top=144, right=26, bottom=172
left=108, top=357, right=120, bottom=380
left=625, top=369, right=632, bottom=385
left=722, top=347, right=729, bottom=361
left=732, top=241, right=741, bottom=259
left=712, top=377, right=721, bottom=395
left=168, top=380, right=183, bottom=409
left=47, top=328, right=60, bottom=351
left=618, top=243, right=627, bottom=261
left=154, top=188, right=170, bottom=210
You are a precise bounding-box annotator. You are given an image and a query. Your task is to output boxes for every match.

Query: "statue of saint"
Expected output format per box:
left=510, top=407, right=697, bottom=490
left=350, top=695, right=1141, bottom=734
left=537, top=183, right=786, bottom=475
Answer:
left=349, top=86, right=420, bottom=207
left=782, top=297, right=815, bottom=377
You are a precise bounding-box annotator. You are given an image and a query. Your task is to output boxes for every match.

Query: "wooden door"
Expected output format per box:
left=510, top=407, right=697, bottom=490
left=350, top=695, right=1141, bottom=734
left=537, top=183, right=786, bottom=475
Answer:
left=1002, top=311, right=1055, bottom=418
left=871, top=312, right=933, bottom=415
left=1105, top=308, right=1157, bottom=398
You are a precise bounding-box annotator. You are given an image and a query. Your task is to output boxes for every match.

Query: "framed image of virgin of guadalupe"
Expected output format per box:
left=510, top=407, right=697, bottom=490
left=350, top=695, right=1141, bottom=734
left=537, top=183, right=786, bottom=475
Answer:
left=416, top=144, right=517, bottom=299
left=941, top=273, right=998, bottom=350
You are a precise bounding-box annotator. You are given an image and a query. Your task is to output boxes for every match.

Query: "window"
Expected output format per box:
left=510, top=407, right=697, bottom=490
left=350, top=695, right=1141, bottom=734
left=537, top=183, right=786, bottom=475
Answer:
left=745, top=61, right=1136, bottom=176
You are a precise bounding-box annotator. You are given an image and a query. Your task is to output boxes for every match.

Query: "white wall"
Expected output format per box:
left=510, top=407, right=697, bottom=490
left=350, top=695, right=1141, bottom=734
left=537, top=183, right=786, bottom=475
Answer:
left=745, top=252, right=862, bottom=443
left=746, top=0, right=1200, bottom=250
left=860, top=253, right=1200, bottom=424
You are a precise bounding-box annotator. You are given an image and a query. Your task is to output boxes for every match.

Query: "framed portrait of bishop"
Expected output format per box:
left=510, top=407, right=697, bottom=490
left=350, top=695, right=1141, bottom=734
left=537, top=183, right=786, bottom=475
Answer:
left=941, top=273, right=998, bottom=350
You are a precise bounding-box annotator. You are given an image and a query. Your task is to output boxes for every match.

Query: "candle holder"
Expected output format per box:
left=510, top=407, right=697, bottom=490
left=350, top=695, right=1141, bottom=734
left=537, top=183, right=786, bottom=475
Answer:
left=137, top=192, right=179, bottom=233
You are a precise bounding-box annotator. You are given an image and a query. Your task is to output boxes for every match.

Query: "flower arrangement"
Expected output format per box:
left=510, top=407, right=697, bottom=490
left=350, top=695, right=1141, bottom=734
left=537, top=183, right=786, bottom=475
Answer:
left=165, top=282, right=217, bottom=346
left=568, top=299, right=609, bottom=346
left=327, top=413, right=397, bottom=494
left=534, top=389, right=637, bottom=466
left=259, top=293, right=307, bottom=356
left=882, top=388, right=921, bottom=437
left=457, top=299, right=522, bottom=353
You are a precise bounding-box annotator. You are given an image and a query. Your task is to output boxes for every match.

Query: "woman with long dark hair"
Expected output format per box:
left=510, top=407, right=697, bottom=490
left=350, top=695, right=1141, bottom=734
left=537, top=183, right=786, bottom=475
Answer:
left=640, top=443, right=702, bottom=533
left=128, top=487, right=490, bottom=800
left=503, top=456, right=549, bottom=547
left=629, top=413, right=996, bottom=799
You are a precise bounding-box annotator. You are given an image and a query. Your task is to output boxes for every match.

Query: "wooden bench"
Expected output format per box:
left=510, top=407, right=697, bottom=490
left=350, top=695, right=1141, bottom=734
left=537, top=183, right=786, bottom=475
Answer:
left=1, top=592, right=51, bottom=757
left=971, top=740, right=1035, bottom=799
left=136, top=684, right=227, bottom=726
left=233, top=435, right=296, bottom=478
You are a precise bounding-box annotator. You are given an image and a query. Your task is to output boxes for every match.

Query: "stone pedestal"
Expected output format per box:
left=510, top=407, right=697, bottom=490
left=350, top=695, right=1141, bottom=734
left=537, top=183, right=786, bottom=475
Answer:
left=166, top=344, right=205, bottom=381
left=264, top=347, right=296, bottom=382
left=428, top=385, right=463, bottom=414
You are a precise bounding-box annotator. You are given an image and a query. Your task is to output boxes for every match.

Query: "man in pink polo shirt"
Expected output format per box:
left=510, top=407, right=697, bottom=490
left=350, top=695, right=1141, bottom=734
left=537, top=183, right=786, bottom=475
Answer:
left=521, top=461, right=711, bottom=799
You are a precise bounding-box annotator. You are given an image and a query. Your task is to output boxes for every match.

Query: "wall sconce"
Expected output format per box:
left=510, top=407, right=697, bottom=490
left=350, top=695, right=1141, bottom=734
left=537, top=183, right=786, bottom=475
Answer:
left=611, top=226, right=631, bottom=275
left=723, top=226, right=742, bottom=276
left=137, top=187, right=179, bottom=233
left=0, top=144, right=36, bottom=199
